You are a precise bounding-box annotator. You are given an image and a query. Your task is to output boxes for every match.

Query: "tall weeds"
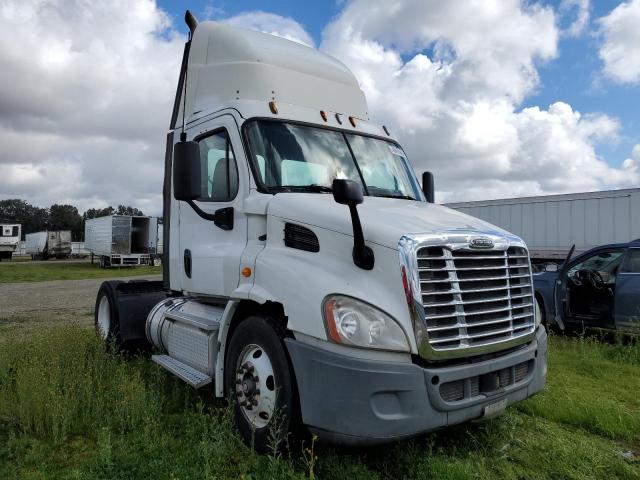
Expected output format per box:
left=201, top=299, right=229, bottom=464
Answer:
left=0, top=326, right=161, bottom=442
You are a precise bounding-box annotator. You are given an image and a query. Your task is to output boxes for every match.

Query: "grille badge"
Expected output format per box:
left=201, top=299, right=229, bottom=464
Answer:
left=469, top=237, right=494, bottom=249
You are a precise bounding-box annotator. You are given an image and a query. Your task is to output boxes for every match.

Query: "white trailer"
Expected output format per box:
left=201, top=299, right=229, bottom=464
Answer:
left=84, top=215, right=151, bottom=268
left=147, top=217, right=163, bottom=265
left=446, top=188, right=640, bottom=261
left=25, top=230, right=72, bottom=259
left=71, top=242, right=90, bottom=257
left=0, top=223, right=21, bottom=261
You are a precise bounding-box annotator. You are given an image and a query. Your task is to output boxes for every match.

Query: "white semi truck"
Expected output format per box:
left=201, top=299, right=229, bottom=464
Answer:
left=0, top=223, right=21, bottom=261
left=95, top=12, right=547, bottom=451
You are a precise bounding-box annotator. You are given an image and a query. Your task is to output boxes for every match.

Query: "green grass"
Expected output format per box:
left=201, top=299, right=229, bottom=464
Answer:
left=0, top=327, right=638, bottom=479
left=0, top=262, right=161, bottom=283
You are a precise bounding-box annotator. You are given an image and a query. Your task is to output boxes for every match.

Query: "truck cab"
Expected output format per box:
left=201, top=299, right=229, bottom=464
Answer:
left=95, top=13, right=547, bottom=451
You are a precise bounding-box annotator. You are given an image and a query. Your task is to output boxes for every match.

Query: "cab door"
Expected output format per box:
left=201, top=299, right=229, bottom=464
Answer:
left=615, top=248, right=640, bottom=331
left=178, top=114, right=248, bottom=297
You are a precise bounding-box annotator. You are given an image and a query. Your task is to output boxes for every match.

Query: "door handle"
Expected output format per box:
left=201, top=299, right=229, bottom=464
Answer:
left=183, top=249, right=192, bottom=278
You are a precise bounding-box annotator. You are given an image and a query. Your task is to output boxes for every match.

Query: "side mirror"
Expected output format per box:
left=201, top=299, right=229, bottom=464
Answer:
left=422, top=171, right=435, bottom=203
left=332, top=179, right=374, bottom=270
left=332, top=178, right=363, bottom=205
left=173, top=139, right=201, bottom=201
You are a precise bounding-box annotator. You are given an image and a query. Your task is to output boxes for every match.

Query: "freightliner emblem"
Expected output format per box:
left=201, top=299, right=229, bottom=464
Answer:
left=469, top=237, right=494, bottom=249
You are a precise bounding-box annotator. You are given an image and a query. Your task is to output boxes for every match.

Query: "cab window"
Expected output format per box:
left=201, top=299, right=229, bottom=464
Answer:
left=197, top=131, right=238, bottom=201
left=568, top=250, right=625, bottom=284
left=621, top=249, right=640, bottom=274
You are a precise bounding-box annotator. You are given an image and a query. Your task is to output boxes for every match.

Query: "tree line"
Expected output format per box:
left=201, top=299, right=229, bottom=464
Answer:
left=0, top=199, right=145, bottom=241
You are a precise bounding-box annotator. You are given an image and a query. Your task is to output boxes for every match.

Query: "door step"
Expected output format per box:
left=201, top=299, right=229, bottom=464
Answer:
left=152, top=354, right=212, bottom=388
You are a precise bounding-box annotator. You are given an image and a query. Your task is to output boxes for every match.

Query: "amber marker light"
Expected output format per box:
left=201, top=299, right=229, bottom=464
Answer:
left=324, top=298, right=342, bottom=343
left=241, top=267, right=252, bottom=277
left=268, top=101, right=278, bottom=114
left=349, top=116, right=356, bottom=127
left=320, top=110, right=328, bottom=121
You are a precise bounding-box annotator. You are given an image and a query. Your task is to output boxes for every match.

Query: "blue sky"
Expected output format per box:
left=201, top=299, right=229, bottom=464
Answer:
left=158, top=0, right=638, bottom=170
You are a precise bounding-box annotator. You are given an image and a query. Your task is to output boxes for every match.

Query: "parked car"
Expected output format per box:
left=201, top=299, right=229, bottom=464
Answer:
left=534, top=240, right=640, bottom=333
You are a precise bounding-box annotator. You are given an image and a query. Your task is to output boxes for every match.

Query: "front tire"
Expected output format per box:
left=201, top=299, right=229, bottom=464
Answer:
left=225, top=315, right=302, bottom=453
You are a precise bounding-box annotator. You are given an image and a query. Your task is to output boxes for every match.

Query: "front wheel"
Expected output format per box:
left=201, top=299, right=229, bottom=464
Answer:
left=225, top=315, right=302, bottom=453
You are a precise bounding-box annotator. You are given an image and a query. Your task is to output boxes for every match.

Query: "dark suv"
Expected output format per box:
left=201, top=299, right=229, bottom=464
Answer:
left=534, top=240, right=640, bottom=333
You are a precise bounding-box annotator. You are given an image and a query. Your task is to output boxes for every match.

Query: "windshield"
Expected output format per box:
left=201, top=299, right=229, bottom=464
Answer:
left=244, top=120, right=423, bottom=200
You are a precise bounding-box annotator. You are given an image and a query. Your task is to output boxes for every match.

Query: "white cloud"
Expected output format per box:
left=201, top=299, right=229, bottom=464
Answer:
left=0, top=0, right=184, bottom=213
left=560, top=0, right=590, bottom=37
left=320, top=0, right=637, bottom=202
left=598, top=0, right=640, bottom=84
left=0, top=0, right=635, bottom=213
left=224, top=11, right=315, bottom=47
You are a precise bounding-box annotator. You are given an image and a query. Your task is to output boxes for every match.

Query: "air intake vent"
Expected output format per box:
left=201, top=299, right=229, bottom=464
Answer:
left=284, top=223, right=319, bottom=252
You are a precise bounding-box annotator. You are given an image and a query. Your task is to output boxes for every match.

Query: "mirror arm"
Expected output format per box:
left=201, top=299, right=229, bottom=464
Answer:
left=348, top=204, right=374, bottom=270
left=187, top=201, right=234, bottom=230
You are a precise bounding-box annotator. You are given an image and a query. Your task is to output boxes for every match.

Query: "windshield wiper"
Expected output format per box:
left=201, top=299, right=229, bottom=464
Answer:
left=271, top=185, right=333, bottom=193
left=372, top=193, right=416, bottom=200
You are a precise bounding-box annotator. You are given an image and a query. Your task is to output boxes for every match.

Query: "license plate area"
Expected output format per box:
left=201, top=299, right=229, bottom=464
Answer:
left=482, top=398, right=507, bottom=419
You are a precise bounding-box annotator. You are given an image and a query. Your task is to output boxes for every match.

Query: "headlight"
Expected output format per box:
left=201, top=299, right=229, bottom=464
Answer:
left=535, top=297, right=542, bottom=327
left=323, top=295, right=410, bottom=352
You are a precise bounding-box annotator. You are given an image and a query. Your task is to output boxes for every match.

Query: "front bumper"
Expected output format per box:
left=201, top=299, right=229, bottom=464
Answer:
left=285, top=326, right=547, bottom=445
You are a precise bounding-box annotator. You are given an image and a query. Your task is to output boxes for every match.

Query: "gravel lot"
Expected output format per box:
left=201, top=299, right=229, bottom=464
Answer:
left=0, top=275, right=161, bottom=327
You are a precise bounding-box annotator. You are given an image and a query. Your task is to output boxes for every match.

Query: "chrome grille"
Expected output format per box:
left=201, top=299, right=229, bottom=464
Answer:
left=418, top=246, right=535, bottom=351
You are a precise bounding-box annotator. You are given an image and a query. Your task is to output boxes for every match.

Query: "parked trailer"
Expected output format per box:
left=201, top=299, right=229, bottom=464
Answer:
left=0, top=224, right=21, bottom=261
left=446, top=188, right=640, bottom=262
left=71, top=241, right=90, bottom=257
left=84, top=215, right=151, bottom=268
left=147, top=217, right=163, bottom=265
left=25, top=230, right=72, bottom=259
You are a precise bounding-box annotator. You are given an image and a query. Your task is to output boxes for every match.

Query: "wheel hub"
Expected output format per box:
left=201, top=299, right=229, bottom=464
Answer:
left=235, top=345, right=276, bottom=428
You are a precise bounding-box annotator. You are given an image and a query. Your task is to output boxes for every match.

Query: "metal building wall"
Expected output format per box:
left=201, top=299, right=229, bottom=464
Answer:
left=446, top=188, right=640, bottom=259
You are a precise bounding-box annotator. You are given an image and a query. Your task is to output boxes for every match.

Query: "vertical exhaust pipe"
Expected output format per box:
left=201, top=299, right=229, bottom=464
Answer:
left=185, top=10, right=198, bottom=36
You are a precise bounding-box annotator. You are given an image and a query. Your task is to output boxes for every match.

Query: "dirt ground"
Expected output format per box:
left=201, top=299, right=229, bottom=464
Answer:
left=0, top=274, right=161, bottom=333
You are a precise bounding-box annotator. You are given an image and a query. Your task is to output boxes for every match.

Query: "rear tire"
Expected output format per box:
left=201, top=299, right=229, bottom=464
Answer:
left=95, top=281, right=124, bottom=351
left=225, top=315, right=302, bottom=453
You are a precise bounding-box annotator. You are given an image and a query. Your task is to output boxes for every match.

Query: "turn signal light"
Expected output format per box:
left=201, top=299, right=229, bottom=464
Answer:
left=241, top=267, right=252, bottom=277
left=268, top=101, right=278, bottom=114
left=320, top=110, right=327, bottom=121
left=349, top=116, right=356, bottom=127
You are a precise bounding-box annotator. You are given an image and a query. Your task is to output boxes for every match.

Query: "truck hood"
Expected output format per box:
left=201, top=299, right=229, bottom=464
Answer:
left=267, top=193, right=515, bottom=249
